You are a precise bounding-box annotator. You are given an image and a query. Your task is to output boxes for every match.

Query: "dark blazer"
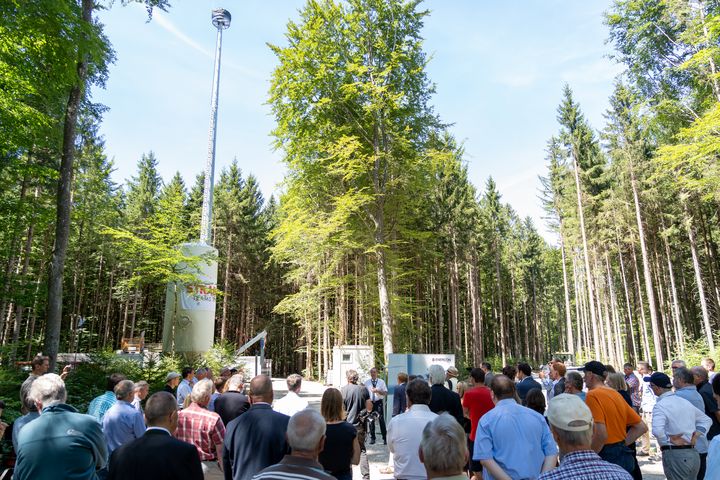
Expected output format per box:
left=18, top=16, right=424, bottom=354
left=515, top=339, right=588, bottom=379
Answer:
left=392, top=383, right=407, bottom=417
left=428, top=384, right=464, bottom=425
left=214, top=391, right=250, bottom=427
left=552, top=377, right=566, bottom=398
left=107, top=428, right=203, bottom=480
left=516, top=376, right=541, bottom=402
left=223, top=403, right=290, bottom=480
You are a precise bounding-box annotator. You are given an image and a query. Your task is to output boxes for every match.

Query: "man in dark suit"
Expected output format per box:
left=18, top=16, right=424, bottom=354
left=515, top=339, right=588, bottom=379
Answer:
left=107, top=392, right=203, bottom=480
left=223, top=375, right=290, bottom=480
left=427, top=364, right=464, bottom=425
left=214, top=374, right=249, bottom=427
left=392, top=372, right=408, bottom=417
left=516, top=363, right=541, bottom=402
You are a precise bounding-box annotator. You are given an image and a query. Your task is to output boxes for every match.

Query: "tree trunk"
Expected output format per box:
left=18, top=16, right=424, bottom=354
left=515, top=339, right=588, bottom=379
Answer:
left=494, top=240, right=506, bottom=365
left=630, top=244, right=652, bottom=362
left=617, top=242, right=638, bottom=363
left=11, top=221, right=35, bottom=362
left=221, top=235, right=231, bottom=342
left=45, top=0, right=93, bottom=371
left=685, top=202, right=715, bottom=350
left=571, top=151, right=599, bottom=357
left=630, top=165, right=663, bottom=370
left=559, top=226, right=575, bottom=354
left=662, top=231, right=684, bottom=354
left=468, top=254, right=484, bottom=362
left=305, top=311, right=313, bottom=378
left=375, top=220, right=393, bottom=363
left=129, top=287, right=139, bottom=340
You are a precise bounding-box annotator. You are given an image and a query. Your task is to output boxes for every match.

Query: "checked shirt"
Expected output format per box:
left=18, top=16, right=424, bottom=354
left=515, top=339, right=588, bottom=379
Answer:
left=87, top=391, right=116, bottom=423
left=176, top=402, right=226, bottom=461
left=538, top=450, right=632, bottom=480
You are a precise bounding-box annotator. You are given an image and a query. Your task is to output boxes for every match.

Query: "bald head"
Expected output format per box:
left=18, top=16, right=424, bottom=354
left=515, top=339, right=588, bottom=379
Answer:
left=490, top=375, right=516, bottom=401
left=250, top=375, right=274, bottom=403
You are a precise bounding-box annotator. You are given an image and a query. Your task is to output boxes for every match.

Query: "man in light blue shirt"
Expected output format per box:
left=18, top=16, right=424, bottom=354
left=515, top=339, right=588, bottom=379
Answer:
left=103, top=380, right=146, bottom=454
left=673, top=367, right=711, bottom=477
left=12, top=391, right=39, bottom=452
left=177, top=367, right=195, bottom=409
left=474, top=375, right=558, bottom=480
left=637, top=361, right=656, bottom=456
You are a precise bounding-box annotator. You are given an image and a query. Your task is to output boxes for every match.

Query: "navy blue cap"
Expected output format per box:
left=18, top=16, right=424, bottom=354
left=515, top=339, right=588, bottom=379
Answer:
left=644, top=372, right=672, bottom=389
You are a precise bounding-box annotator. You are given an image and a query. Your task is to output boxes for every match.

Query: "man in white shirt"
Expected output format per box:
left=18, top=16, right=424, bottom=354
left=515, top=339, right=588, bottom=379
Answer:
left=177, top=367, right=194, bottom=409
left=131, top=380, right=149, bottom=413
left=388, top=379, right=438, bottom=480
left=273, top=374, right=308, bottom=417
left=364, top=367, right=388, bottom=444
left=647, top=372, right=712, bottom=480
left=703, top=358, right=717, bottom=382
left=637, top=361, right=656, bottom=456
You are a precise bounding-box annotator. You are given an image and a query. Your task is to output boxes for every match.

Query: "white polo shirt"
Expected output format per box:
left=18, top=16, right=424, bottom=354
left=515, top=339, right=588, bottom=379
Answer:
left=273, top=391, right=309, bottom=417
left=387, top=404, right=438, bottom=480
left=364, top=377, right=387, bottom=402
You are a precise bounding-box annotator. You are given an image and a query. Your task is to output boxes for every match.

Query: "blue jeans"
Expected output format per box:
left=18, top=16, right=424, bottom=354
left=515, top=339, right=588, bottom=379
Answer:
left=599, top=442, right=635, bottom=474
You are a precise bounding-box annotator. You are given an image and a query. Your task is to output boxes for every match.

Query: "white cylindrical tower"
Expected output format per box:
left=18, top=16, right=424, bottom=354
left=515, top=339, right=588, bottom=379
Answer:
left=163, top=9, right=229, bottom=355
left=162, top=243, right=218, bottom=354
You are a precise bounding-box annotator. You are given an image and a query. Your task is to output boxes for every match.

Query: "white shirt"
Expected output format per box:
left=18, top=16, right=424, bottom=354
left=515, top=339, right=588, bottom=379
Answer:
left=651, top=391, right=712, bottom=447
left=176, top=379, right=192, bottom=409
left=640, top=378, right=656, bottom=412
left=273, top=391, right=308, bottom=417
left=364, top=377, right=387, bottom=402
left=387, top=404, right=438, bottom=480
left=131, top=394, right=143, bottom=412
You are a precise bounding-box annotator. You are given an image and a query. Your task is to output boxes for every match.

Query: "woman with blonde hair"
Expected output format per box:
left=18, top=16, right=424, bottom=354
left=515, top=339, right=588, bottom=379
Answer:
left=318, top=387, right=360, bottom=480
left=606, top=372, right=632, bottom=406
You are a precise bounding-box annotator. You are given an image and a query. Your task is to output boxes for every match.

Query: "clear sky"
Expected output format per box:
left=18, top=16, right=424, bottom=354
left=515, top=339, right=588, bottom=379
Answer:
left=93, top=1, right=623, bottom=242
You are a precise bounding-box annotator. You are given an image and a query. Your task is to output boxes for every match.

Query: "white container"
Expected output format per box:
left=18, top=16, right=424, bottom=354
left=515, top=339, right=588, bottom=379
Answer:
left=329, top=345, right=375, bottom=386
left=162, top=242, right=218, bottom=354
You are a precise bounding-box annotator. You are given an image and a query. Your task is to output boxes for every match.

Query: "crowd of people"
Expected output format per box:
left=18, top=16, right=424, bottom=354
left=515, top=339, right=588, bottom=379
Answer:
left=391, top=357, right=720, bottom=480
left=3, top=354, right=720, bottom=480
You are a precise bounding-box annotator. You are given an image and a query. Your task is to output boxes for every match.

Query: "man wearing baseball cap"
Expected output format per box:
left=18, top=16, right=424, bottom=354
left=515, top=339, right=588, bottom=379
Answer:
left=539, top=394, right=632, bottom=479
left=646, top=371, right=711, bottom=480
left=582, top=361, right=646, bottom=474
left=163, top=372, right=181, bottom=394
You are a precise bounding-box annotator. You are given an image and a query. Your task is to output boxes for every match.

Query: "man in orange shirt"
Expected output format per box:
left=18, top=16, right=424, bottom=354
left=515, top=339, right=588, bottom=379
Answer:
left=582, top=361, right=647, bottom=475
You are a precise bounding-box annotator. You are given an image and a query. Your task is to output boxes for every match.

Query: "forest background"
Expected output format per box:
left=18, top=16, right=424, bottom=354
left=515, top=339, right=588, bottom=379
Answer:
left=2, top=0, right=720, bottom=388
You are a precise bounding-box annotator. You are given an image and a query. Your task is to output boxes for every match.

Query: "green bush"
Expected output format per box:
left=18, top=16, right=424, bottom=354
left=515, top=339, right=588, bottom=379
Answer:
left=668, top=336, right=719, bottom=374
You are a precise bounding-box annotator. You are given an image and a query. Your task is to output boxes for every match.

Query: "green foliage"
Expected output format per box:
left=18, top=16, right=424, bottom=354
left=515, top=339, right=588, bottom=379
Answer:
left=656, top=102, right=720, bottom=201
left=201, top=342, right=241, bottom=376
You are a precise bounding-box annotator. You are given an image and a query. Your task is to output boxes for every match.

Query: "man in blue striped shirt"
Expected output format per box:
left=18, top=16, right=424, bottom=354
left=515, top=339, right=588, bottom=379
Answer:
left=88, top=373, right=126, bottom=423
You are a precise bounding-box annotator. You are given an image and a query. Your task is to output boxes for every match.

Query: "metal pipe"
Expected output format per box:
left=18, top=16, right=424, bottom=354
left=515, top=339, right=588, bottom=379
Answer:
left=200, top=9, right=231, bottom=245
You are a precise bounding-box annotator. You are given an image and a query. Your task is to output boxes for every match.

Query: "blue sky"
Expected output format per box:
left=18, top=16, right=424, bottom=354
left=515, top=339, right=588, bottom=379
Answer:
left=93, top=1, right=623, bottom=242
